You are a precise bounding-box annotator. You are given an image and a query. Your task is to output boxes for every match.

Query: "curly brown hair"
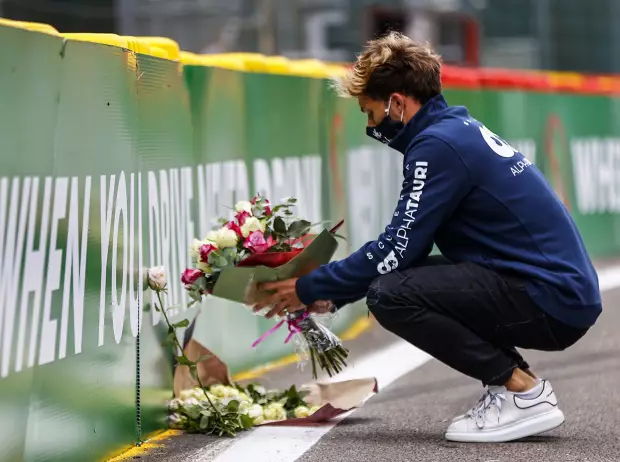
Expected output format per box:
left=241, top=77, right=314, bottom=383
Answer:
left=333, top=31, right=443, bottom=104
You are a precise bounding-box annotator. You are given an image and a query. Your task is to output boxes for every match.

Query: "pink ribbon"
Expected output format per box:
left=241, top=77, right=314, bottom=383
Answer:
left=252, top=312, right=309, bottom=348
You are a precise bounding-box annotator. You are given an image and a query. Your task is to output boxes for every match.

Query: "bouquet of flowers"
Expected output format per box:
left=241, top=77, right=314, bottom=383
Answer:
left=180, top=194, right=349, bottom=379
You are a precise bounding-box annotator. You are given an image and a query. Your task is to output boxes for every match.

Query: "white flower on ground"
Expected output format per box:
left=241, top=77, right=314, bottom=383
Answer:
left=235, top=201, right=253, bottom=214
left=147, top=266, right=167, bottom=291
left=263, top=402, right=286, bottom=421
left=240, top=216, right=265, bottom=237
left=309, top=405, right=321, bottom=415
left=294, top=406, right=310, bottom=418
left=191, top=388, right=210, bottom=400
left=169, top=413, right=187, bottom=429
left=247, top=404, right=263, bottom=420
left=237, top=392, right=251, bottom=402
left=206, top=228, right=239, bottom=248
left=168, top=398, right=182, bottom=412
left=183, top=397, right=200, bottom=407
left=210, top=385, right=229, bottom=398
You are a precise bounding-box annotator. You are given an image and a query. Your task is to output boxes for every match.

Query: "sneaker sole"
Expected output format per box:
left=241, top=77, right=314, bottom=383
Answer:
left=445, top=408, right=565, bottom=443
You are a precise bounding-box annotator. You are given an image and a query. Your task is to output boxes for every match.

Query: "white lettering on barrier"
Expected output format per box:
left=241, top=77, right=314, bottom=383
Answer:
left=148, top=171, right=162, bottom=327
left=346, top=145, right=402, bottom=250
left=23, top=178, right=51, bottom=370
left=111, top=172, right=128, bottom=345
left=0, top=155, right=324, bottom=377
left=39, top=177, right=67, bottom=366
left=59, top=177, right=91, bottom=358
left=571, top=137, right=620, bottom=214
left=0, top=178, right=30, bottom=376
left=128, top=173, right=143, bottom=337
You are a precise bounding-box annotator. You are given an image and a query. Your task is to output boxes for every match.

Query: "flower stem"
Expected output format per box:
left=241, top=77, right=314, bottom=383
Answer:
left=155, top=290, right=221, bottom=418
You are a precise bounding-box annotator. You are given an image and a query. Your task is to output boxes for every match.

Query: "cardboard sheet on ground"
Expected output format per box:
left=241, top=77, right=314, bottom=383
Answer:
left=258, top=377, right=379, bottom=426
left=211, top=227, right=341, bottom=305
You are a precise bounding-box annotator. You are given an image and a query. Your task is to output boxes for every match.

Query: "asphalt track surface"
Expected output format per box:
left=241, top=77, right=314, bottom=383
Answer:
left=139, top=262, right=620, bottom=462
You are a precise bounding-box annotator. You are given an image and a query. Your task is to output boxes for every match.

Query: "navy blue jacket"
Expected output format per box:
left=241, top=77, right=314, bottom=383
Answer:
left=296, top=94, right=601, bottom=329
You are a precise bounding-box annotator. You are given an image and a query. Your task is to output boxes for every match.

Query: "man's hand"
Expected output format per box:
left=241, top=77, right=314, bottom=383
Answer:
left=306, top=300, right=335, bottom=314
left=253, top=278, right=303, bottom=319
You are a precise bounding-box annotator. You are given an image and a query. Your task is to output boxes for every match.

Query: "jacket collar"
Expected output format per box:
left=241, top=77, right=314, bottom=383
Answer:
left=388, top=94, right=449, bottom=154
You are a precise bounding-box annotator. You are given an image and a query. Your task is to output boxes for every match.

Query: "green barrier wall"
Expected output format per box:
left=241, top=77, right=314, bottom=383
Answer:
left=2, top=25, right=620, bottom=461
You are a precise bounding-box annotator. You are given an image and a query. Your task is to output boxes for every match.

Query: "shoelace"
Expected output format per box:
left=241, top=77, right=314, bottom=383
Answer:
left=466, top=389, right=507, bottom=429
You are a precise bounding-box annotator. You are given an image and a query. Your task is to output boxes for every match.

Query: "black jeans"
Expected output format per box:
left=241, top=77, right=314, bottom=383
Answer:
left=366, top=256, right=589, bottom=386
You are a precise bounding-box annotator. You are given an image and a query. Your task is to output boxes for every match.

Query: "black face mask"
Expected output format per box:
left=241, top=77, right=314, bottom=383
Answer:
left=366, top=98, right=404, bottom=144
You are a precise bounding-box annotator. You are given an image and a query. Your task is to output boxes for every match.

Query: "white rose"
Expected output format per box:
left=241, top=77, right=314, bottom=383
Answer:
left=196, top=261, right=212, bottom=274
left=264, top=402, right=286, bottom=421
left=191, top=388, right=208, bottom=400
left=309, top=405, right=321, bottom=415
left=294, top=406, right=310, bottom=418
left=240, top=216, right=265, bottom=237
left=179, top=389, right=194, bottom=401
left=183, top=397, right=200, bottom=407
left=168, top=398, right=182, bottom=412
left=248, top=404, right=263, bottom=419
left=253, top=415, right=265, bottom=425
left=235, top=201, right=253, bottom=214
left=210, top=385, right=228, bottom=398
left=263, top=407, right=278, bottom=421
left=206, top=228, right=238, bottom=248
left=169, top=413, right=187, bottom=429
left=146, top=266, right=167, bottom=291
left=226, top=387, right=240, bottom=398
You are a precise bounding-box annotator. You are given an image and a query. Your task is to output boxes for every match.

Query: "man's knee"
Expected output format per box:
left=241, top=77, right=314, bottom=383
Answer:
left=366, top=273, right=424, bottom=325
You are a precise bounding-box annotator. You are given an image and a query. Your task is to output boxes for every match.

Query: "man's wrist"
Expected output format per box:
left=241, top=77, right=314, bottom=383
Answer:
left=295, top=275, right=317, bottom=305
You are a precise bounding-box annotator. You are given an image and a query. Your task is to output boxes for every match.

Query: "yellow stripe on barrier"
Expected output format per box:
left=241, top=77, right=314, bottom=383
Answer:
left=136, top=36, right=181, bottom=61
left=62, top=33, right=129, bottom=49
left=0, top=18, right=58, bottom=35
left=150, top=46, right=169, bottom=60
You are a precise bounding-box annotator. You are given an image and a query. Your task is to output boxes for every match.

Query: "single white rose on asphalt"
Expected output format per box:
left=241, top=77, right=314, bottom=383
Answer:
left=294, top=406, right=310, bottom=418
left=235, top=200, right=253, bottom=214
left=147, top=266, right=167, bottom=291
left=206, top=228, right=239, bottom=248
left=240, top=216, right=265, bottom=237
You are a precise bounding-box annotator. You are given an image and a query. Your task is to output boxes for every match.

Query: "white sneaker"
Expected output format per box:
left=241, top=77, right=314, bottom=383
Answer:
left=445, top=380, right=565, bottom=443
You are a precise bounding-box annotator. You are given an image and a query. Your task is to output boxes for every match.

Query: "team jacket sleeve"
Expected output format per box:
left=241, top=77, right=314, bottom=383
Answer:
left=296, top=136, right=471, bottom=306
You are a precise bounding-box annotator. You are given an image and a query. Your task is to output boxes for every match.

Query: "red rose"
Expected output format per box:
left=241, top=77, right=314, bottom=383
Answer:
left=226, top=220, right=243, bottom=237
left=181, top=268, right=203, bottom=286
left=235, top=211, right=251, bottom=226
left=199, top=243, right=217, bottom=262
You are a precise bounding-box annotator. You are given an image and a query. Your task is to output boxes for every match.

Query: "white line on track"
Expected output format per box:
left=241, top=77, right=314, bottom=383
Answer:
left=199, top=264, right=620, bottom=462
